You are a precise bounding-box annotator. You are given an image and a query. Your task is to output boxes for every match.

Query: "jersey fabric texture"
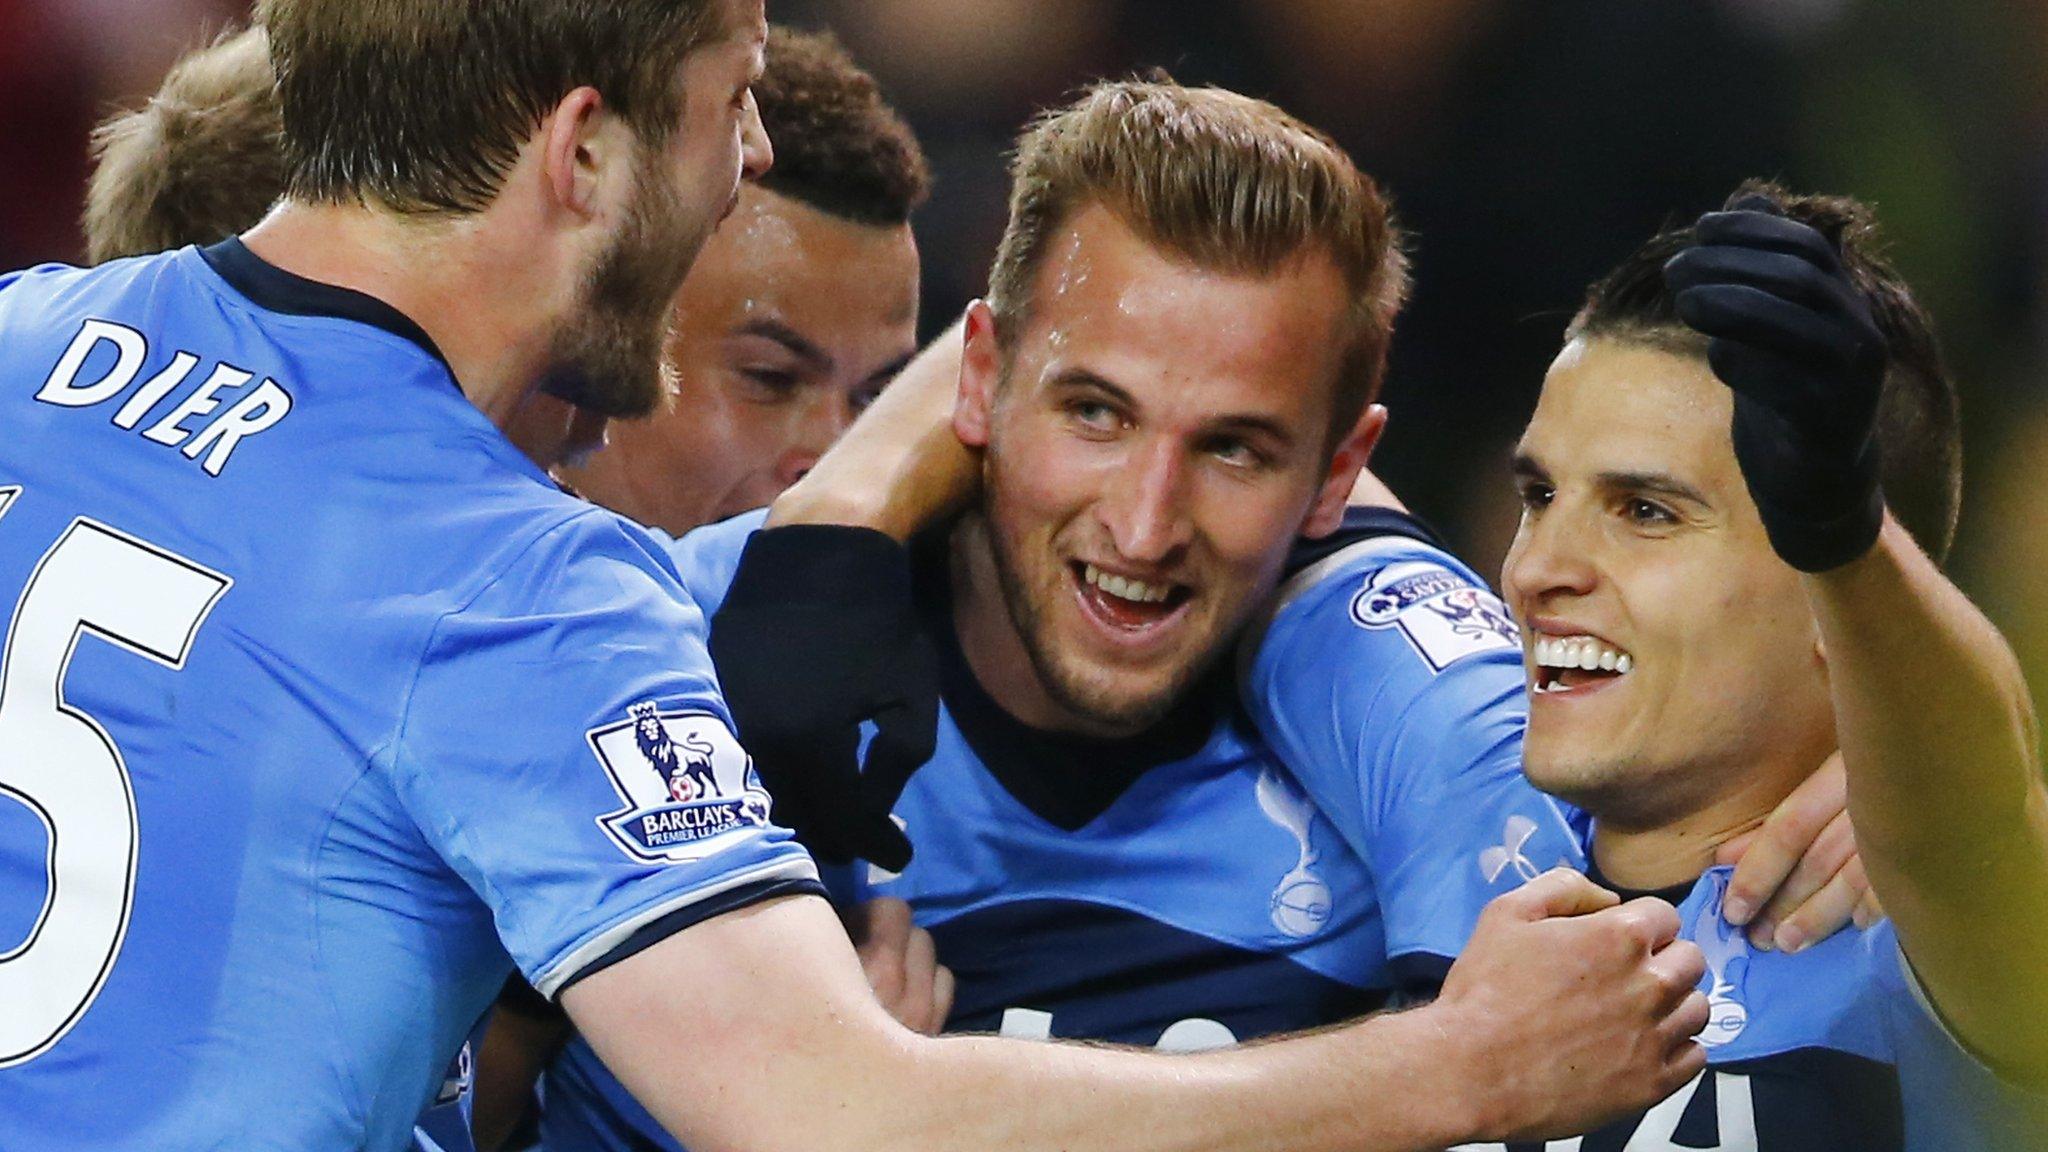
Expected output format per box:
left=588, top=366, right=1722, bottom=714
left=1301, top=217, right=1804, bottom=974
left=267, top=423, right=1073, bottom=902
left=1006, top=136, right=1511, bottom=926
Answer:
left=0, top=244, right=819, bottom=1151
left=537, top=509, right=1566, bottom=1151
left=1452, top=866, right=2048, bottom=1152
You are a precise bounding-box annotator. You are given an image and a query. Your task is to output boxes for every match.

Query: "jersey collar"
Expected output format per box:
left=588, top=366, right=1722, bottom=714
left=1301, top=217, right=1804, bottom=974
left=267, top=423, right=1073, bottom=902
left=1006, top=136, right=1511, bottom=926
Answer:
left=200, top=237, right=456, bottom=384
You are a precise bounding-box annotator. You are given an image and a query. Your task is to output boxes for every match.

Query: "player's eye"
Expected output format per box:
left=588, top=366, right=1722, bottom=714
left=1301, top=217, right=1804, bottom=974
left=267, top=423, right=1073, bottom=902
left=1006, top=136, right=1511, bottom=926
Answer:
left=1065, top=398, right=1124, bottom=434
left=850, top=383, right=886, bottom=414
left=737, top=367, right=800, bottom=400
left=1623, top=497, right=1679, bottom=527
left=1203, top=437, right=1268, bottom=471
left=1517, top=480, right=1555, bottom=511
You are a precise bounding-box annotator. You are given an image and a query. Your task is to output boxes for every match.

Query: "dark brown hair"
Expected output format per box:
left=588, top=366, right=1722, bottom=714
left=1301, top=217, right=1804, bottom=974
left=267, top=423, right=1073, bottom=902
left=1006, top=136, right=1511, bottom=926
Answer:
left=1570, top=180, right=1962, bottom=562
left=754, top=27, right=929, bottom=227
left=258, top=0, right=725, bottom=214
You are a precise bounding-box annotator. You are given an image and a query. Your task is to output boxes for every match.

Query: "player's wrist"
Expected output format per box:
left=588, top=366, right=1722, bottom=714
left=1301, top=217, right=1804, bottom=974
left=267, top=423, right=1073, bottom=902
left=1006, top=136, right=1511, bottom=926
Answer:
left=1339, top=1005, right=1493, bottom=1147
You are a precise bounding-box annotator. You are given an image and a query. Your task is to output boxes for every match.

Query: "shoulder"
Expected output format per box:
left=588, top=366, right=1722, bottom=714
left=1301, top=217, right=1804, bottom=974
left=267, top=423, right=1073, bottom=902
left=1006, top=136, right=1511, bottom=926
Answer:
left=1253, top=508, right=1520, bottom=686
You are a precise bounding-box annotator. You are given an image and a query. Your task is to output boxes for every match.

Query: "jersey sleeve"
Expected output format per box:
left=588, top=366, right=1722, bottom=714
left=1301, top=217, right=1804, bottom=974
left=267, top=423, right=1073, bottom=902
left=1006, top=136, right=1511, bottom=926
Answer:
left=391, top=511, right=820, bottom=999
left=1877, top=926, right=2048, bottom=1149
left=660, top=508, right=769, bottom=620
left=1244, top=526, right=1585, bottom=983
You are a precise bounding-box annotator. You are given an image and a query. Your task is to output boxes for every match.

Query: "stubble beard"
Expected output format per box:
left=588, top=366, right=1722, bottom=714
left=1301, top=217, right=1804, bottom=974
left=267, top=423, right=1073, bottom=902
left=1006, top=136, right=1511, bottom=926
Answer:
left=977, top=446, right=1218, bottom=738
left=542, top=155, right=714, bottom=421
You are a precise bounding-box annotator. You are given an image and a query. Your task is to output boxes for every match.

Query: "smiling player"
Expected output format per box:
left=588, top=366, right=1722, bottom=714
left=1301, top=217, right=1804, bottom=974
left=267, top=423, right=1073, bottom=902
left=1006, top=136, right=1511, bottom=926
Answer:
left=1494, top=183, right=2046, bottom=1148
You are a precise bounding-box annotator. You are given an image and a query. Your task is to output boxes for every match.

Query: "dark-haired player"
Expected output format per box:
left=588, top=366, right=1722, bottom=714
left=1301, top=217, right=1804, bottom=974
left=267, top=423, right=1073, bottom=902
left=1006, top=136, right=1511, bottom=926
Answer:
left=1258, top=182, right=2048, bottom=1148
left=0, top=1, right=1718, bottom=1149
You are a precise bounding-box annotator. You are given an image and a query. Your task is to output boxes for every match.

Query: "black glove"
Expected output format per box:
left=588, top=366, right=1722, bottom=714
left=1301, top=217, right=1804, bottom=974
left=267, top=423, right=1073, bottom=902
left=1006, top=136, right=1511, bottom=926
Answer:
left=709, top=525, right=937, bottom=870
left=1663, top=196, right=1888, bottom=572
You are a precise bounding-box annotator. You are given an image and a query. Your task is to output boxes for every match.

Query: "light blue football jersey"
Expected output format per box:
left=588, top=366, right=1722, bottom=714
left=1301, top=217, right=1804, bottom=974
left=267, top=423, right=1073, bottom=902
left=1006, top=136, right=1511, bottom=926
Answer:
left=1452, top=866, right=2048, bottom=1151
left=1258, top=513, right=2045, bottom=1150
left=1245, top=510, right=1589, bottom=983
left=538, top=510, right=1569, bottom=1151
left=0, top=243, right=819, bottom=1151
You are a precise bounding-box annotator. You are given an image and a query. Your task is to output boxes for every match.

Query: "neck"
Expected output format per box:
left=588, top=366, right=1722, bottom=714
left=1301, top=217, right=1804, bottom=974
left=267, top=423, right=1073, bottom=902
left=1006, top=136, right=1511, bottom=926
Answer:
left=240, top=201, right=579, bottom=468
left=947, top=515, right=1118, bottom=738
left=1588, top=743, right=1835, bottom=892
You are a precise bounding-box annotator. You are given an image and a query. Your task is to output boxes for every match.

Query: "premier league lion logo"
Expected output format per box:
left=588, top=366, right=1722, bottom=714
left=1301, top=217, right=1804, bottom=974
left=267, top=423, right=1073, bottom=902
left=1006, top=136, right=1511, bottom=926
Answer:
left=588, top=701, right=774, bottom=864
left=634, top=702, right=721, bottom=803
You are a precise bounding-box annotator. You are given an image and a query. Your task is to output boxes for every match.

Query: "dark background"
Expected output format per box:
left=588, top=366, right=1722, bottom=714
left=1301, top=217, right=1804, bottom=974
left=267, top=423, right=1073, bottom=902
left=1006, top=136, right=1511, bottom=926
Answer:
left=7, top=0, right=2046, bottom=712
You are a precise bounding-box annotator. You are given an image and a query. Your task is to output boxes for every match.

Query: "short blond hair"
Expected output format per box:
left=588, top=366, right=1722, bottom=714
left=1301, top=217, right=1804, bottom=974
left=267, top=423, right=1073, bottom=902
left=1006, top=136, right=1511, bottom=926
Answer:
left=85, top=26, right=284, bottom=263
left=986, top=78, right=1409, bottom=435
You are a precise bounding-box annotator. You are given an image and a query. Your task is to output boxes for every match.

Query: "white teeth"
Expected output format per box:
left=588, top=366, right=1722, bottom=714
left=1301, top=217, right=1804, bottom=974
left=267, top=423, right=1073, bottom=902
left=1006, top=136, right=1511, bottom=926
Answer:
left=1083, top=563, right=1171, bottom=605
left=1530, top=634, right=1633, bottom=676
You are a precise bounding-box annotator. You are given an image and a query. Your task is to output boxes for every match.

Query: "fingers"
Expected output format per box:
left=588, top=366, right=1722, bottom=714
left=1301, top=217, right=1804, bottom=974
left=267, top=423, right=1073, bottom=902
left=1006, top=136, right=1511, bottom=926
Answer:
left=1610, top=896, right=1685, bottom=956
left=899, top=922, right=943, bottom=1034
left=1771, top=854, right=1873, bottom=954
left=1665, top=245, right=1851, bottom=315
left=1499, top=866, right=1622, bottom=921
left=1690, top=205, right=1843, bottom=274
left=1660, top=1038, right=1711, bottom=1099
left=1747, top=809, right=1856, bottom=949
left=1679, top=285, right=1873, bottom=374
left=1854, top=885, right=1886, bottom=930
left=1721, top=753, right=1847, bottom=926
left=1658, top=989, right=1711, bottom=1050
left=850, top=899, right=951, bottom=1035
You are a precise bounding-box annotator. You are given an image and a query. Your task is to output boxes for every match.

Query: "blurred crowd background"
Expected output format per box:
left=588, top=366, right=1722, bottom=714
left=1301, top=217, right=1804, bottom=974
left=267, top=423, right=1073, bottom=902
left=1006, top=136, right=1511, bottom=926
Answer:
left=6, top=0, right=2047, bottom=719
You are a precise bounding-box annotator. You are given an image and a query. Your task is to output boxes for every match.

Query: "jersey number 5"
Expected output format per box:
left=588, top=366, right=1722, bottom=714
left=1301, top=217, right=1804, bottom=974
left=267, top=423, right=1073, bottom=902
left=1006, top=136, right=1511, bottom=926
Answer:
left=0, top=488, right=230, bottom=1066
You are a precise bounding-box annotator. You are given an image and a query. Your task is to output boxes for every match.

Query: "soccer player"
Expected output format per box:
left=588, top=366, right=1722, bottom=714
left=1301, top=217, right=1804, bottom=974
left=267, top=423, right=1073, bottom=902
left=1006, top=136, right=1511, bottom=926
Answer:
left=0, top=2, right=1709, bottom=1149
left=548, top=76, right=1721, bottom=1152
left=1258, top=183, right=2048, bottom=1147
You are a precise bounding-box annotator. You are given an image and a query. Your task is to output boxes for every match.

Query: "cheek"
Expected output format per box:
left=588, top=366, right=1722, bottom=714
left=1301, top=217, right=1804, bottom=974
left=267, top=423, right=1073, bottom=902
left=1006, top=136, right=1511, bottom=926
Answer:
left=1192, top=474, right=1318, bottom=574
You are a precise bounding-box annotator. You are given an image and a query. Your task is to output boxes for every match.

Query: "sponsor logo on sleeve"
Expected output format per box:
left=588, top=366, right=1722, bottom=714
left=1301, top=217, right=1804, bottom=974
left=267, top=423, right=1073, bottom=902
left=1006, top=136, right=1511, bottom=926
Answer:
left=589, top=702, right=773, bottom=864
left=1349, top=562, right=1519, bottom=672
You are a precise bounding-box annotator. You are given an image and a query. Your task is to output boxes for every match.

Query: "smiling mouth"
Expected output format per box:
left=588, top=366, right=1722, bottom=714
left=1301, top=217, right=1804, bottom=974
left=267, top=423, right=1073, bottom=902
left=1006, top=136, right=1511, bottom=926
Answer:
left=1529, top=633, right=1633, bottom=696
left=1072, top=561, right=1192, bottom=632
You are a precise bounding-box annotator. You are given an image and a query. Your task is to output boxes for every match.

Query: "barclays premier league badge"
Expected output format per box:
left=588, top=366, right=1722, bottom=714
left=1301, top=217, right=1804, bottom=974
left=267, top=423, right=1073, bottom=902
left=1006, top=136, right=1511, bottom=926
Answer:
left=1349, top=562, right=1519, bottom=673
left=589, top=702, right=772, bottom=864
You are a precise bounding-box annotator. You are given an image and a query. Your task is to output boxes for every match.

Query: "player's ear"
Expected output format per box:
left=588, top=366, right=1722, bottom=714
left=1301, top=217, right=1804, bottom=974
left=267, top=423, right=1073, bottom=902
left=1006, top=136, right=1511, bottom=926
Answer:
left=953, top=301, right=1001, bottom=450
left=1302, top=403, right=1389, bottom=538
left=538, top=86, right=623, bottom=223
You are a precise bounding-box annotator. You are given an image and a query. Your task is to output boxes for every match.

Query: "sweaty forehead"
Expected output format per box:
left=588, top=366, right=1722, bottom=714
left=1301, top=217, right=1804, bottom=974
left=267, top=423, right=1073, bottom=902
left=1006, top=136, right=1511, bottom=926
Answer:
left=1524, top=338, right=1737, bottom=483
left=1019, top=205, right=1348, bottom=400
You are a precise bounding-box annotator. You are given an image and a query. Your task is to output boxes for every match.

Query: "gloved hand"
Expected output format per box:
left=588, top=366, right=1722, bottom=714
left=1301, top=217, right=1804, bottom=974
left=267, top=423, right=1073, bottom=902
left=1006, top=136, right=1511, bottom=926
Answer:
left=709, top=525, right=937, bottom=870
left=1663, top=196, right=1889, bottom=572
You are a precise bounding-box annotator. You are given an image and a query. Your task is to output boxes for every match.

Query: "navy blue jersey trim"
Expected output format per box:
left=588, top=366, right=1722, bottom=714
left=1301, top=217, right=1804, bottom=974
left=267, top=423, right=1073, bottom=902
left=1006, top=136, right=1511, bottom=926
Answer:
left=199, top=238, right=455, bottom=380
left=495, top=973, right=564, bottom=1022
left=550, top=877, right=827, bottom=999
left=1585, top=857, right=1699, bottom=907
left=911, top=526, right=1233, bottom=832
left=1285, top=508, right=1449, bottom=577
left=1385, top=951, right=1455, bottom=998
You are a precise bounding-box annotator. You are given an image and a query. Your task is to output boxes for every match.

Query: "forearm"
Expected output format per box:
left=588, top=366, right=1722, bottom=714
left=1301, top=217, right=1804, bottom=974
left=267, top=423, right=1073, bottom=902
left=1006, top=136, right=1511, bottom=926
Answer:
left=569, top=895, right=1483, bottom=1152
left=847, top=1010, right=1470, bottom=1152
left=768, top=317, right=976, bottom=541
left=1806, top=516, right=2048, bottom=1074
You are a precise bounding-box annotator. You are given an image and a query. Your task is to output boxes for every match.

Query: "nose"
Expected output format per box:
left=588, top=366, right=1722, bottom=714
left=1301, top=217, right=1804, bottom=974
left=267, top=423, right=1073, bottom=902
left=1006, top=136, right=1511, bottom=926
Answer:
left=1099, top=438, right=1193, bottom=566
left=1502, top=501, right=1599, bottom=610
left=740, top=90, right=774, bottom=182
left=770, top=391, right=859, bottom=491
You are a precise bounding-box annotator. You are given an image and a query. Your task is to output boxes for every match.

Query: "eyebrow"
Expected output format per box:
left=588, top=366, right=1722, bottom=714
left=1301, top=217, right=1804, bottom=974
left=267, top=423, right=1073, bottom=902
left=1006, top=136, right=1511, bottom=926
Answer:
left=1512, top=451, right=1711, bottom=505
left=1047, top=367, right=1297, bottom=448
left=732, top=318, right=829, bottom=371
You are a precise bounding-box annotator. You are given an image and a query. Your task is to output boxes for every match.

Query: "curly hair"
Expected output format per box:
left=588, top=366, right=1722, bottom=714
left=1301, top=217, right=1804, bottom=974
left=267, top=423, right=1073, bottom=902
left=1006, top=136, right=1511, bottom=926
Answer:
left=753, top=27, right=929, bottom=226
